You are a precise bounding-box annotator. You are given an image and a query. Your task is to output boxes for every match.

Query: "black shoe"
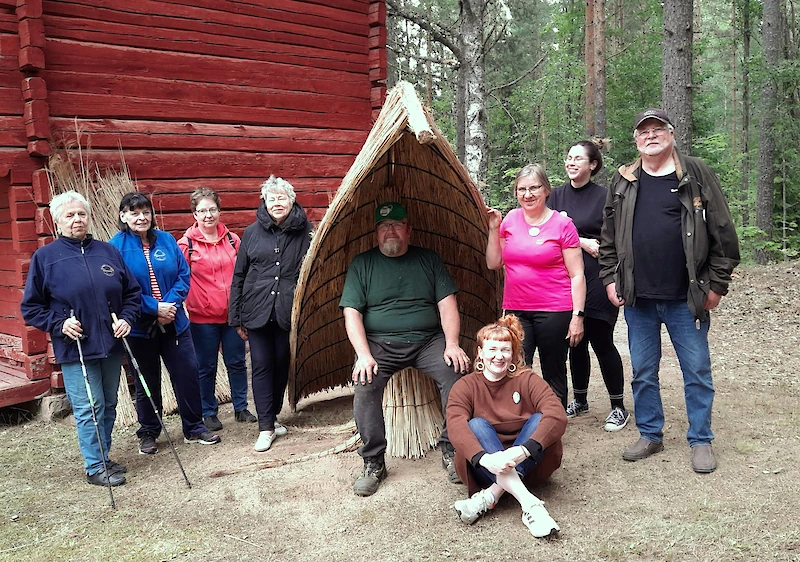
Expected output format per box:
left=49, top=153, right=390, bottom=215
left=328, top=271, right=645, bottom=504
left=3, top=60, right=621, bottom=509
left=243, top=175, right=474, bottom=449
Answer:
left=353, top=456, right=387, bottom=497
left=204, top=415, right=223, bottom=431
left=87, top=467, right=126, bottom=487
left=184, top=431, right=222, bottom=445
left=139, top=435, right=158, bottom=455
left=441, top=443, right=461, bottom=484
left=106, top=460, right=128, bottom=474
left=234, top=409, right=258, bottom=423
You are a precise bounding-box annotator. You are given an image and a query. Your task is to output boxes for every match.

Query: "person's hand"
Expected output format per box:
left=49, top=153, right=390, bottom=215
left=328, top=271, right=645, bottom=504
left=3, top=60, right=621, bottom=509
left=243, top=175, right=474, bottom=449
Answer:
left=443, top=343, right=471, bottom=374
left=704, top=289, right=723, bottom=310
left=112, top=318, right=131, bottom=338
left=606, top=283, right=624, bottom=307
left=157, top=302, right=177, bottom=324
left=487, top=208, right=502, bottom=231
left=566, top=316, right=584, bottom=347
left=62, top=317, right=83, bottom=340
left=352, top=353, right=379, bottom=385
left=479, top=450, right=517, bottom=476
left=580, top=237, right=600, bottom=258
left=236, top=326, right=248, bottom=341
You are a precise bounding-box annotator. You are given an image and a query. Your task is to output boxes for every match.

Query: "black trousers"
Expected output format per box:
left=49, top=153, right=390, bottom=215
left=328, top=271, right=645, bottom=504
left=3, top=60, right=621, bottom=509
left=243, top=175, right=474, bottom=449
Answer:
left=353, top=334, right=462, bottom=459
left=248, top=322, right=290, bottom=432
left=568, top=316, right=625, bottom=406
left=508, top=310, right=572, bottom=409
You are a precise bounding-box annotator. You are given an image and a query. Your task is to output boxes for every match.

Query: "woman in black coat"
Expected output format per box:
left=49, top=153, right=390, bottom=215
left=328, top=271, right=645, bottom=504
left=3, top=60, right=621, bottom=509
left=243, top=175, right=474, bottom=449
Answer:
left=229, top=175, right=312, bottom=452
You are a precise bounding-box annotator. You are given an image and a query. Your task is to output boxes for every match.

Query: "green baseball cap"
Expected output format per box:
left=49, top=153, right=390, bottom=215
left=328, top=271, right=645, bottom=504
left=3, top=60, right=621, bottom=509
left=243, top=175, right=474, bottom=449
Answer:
left=374, top=202, right=408, bottom=225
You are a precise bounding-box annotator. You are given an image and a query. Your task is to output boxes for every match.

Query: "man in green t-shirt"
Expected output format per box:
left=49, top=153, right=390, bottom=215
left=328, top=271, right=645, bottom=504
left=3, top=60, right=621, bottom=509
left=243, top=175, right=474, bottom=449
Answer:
left=340, top=202, right=471, bottom=496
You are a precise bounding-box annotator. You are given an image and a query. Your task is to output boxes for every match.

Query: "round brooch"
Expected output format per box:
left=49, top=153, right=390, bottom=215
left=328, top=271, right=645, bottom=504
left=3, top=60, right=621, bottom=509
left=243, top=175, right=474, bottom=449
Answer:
left=528, top=227, right=540, bottom=237
left=513, top=391, right=521, bottom=404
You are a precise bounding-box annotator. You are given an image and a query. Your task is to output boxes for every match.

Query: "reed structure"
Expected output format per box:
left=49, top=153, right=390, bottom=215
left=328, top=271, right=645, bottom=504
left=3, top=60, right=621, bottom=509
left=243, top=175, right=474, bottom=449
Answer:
left=289, top=82, right=503, bottom=458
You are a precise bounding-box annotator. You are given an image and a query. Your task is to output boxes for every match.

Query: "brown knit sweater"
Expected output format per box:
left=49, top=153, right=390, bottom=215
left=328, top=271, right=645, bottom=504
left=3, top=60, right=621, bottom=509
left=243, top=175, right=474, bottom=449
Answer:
left=446, top=368, right=567, bottom=496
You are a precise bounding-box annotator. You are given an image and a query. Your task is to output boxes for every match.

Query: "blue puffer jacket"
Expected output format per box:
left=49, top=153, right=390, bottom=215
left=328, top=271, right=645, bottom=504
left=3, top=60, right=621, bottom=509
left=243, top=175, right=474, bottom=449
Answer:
left=21, top=235, right=142, bottom=364
left=109, top=229, right=191, bottom=338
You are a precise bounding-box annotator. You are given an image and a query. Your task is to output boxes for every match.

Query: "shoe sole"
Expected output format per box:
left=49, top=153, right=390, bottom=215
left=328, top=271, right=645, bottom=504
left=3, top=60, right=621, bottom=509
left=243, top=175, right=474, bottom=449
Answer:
left=184, top=438, right=221, bottom=445
left=87, top=477, right=127, bottom=487
left=604, top=415, right=631, bottom=432
left=138, top=448, right=157, bottom=455
left=622, top=443, right=664, bottom=461
left=566, top=409, right=588, bottom=419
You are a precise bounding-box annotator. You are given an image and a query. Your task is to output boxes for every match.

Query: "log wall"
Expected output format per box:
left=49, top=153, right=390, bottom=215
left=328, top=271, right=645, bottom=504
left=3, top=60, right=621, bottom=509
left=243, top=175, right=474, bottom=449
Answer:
left=0, top=0, right=386, bottom=403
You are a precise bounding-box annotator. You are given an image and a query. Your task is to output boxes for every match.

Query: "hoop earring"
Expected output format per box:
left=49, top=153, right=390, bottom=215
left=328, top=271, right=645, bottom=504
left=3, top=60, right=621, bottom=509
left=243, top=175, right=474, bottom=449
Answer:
left=475, top=361, right=484, bottom=372
left=507, top=363, right=517, bottom=373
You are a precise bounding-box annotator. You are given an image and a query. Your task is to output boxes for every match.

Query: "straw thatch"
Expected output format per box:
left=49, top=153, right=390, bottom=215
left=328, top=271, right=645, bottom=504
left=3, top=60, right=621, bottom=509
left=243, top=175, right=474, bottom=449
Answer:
left=289, top=81, right=502, bottom=458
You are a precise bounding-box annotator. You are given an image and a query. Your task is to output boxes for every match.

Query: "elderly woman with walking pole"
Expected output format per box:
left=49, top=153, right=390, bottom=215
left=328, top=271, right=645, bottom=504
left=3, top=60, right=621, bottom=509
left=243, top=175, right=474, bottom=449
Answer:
left=21, top=191, right=141, bottom=492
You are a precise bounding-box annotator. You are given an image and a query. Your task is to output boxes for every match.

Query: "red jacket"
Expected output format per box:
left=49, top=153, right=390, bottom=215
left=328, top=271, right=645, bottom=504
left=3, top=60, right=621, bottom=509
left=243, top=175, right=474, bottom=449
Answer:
left=177, top=222, right=240, bottom=324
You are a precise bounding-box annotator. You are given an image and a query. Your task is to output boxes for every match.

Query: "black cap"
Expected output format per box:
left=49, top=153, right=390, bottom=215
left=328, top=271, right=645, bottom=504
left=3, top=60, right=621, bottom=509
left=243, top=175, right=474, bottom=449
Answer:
left=633, top=108, right=672, bottom=131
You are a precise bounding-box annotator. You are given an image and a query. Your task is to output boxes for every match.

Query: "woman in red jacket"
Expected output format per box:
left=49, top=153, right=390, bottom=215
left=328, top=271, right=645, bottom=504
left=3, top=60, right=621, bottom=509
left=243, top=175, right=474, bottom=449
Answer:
left=178, top=188, right=257, bottom=431
left=446, top=315, right=567, bottom=538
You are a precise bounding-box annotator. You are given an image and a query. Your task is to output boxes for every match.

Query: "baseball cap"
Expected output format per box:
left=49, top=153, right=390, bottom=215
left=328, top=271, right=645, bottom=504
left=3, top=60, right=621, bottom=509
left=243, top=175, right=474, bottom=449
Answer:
left=633, top=108, right=673, bottom=131
left=374, top=202, right=408, bottom=225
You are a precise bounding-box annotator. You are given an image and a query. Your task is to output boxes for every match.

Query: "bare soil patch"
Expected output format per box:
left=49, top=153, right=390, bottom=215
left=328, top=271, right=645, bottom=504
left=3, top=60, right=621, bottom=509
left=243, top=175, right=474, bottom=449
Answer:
left=1, top=262, right=799, bottom=561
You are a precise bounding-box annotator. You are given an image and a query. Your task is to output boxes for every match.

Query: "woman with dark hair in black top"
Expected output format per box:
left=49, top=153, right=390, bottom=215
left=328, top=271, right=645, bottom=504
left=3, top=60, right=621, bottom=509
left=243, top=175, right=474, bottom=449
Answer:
left=548, top=140, right=630, bottom=432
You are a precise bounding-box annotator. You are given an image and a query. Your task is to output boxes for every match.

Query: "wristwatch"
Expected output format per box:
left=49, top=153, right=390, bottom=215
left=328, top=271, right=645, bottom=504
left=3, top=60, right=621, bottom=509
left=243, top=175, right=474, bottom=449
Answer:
left=572, top=310, right=585, bottom=317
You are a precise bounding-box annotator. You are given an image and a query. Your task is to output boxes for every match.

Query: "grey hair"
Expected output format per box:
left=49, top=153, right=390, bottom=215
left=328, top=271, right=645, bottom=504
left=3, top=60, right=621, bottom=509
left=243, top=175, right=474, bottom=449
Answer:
left=260, top=175, right=296, bottom=204
left=50, top=191, right=91, bottom=225
left=514, top=163, right=552, bottom=197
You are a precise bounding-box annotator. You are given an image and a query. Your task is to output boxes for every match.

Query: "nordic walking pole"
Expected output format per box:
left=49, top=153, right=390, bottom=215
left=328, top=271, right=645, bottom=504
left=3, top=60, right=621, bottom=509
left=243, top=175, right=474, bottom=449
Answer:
left=112, top=312, right=192, bottom=488
left=69, top=311, right=116, bottom=509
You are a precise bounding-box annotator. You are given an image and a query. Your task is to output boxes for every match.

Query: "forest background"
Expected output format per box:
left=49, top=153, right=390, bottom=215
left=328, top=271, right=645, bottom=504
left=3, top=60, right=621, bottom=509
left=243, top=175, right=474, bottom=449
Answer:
left=384, top=0, right=799, bottom=264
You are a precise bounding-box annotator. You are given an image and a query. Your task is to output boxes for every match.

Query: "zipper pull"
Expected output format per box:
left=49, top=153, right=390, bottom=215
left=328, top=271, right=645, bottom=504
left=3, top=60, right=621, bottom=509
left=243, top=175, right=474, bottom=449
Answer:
left=695, top=319, right=700, bottom=330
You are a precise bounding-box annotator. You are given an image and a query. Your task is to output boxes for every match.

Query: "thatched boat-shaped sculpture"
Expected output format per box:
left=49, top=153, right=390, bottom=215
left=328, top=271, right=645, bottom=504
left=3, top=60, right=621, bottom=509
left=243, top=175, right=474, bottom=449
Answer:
left=289, top=82, right=502, bottom=458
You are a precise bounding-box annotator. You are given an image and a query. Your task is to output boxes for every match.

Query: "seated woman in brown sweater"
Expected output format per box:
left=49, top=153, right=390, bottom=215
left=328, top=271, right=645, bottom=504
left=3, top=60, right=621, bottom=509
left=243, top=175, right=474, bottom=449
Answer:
left=446, top=315, right=567, bottom=538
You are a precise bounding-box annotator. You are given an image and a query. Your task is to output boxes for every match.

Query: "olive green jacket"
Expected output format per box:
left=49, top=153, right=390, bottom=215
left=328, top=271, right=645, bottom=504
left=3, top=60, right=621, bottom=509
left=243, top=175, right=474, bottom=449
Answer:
left=598, top=148, right=740, bottom=322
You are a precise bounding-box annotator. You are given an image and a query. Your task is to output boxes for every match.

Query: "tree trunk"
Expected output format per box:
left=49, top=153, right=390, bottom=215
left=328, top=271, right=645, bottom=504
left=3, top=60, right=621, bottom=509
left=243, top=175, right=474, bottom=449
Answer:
left=740, top=0, right=751, bottom=227
left=593, top=0, right=607, bottom=137
left=460, top=0, right=488, bottom=190
left=585, top=0, right=596, bottom=136
left=662, top=0, right=694, bottom=153
left=755, top=0, right=781, bottom=263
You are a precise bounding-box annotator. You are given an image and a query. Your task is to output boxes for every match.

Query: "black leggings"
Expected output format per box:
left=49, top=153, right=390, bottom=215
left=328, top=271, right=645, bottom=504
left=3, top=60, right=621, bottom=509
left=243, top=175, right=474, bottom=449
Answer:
left=248, top=323, right=290, bottom=432
left=508, top=310, right=572, bottom=409
left=569, top=316, right=625, bottom=407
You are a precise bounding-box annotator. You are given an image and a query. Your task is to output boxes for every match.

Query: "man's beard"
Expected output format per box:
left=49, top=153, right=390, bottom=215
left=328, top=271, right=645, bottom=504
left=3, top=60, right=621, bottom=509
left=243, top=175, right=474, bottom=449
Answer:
left=380, top=239, right=404, bottom=256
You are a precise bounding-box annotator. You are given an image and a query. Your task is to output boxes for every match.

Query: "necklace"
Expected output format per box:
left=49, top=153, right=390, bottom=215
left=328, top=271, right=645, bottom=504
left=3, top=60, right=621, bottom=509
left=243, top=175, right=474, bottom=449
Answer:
left=526, top=209, right=551, bottom=237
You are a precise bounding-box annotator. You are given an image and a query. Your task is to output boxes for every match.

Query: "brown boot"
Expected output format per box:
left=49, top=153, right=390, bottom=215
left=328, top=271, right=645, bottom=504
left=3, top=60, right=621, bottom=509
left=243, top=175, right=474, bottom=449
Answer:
left=691, top=444, right=717, bottom=473
left=622, top=437, right=664, bottom=461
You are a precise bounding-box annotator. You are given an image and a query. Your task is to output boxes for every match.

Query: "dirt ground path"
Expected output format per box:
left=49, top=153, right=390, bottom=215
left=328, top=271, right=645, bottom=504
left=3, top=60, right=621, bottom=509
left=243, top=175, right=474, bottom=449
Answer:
left=1, top=262, right=799, bottom=561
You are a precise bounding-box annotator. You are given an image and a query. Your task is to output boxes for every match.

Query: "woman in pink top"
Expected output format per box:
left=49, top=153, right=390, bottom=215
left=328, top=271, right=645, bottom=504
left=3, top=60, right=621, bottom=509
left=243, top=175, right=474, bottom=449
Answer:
left=486, top=164, right=586, bottom=408
left=178, top=188, right=257, bottom=432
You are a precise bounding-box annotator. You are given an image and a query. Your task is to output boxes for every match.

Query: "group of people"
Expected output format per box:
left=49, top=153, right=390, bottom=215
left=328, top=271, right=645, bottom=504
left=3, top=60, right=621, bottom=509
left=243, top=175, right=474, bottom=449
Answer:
left=21, top=107, right=739, bottom=539
left=341, top=108, right=739, bottom=538
left=21, top=176, right=311, bottom=487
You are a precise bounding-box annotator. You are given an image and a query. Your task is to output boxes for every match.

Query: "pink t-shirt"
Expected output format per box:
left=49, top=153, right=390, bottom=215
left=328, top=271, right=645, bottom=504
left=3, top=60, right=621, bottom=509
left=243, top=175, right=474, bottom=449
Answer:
left=499, top=208, right=580, bottom=311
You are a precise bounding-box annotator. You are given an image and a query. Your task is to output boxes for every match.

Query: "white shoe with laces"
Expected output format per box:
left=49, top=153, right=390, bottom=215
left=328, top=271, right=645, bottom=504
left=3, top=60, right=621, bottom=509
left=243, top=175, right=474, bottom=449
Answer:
left=453, top=489, right=495, bottom=525
left=522, top=498, right=560, bottom=538
left=254, top=430, right=275, bottom=452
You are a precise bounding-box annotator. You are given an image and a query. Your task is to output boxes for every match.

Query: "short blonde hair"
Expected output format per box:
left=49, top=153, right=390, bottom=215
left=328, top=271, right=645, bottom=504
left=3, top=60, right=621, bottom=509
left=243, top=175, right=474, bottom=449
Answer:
left=260, top=175, right=296, bottom=204
left=514, top=164, right=552, bottom=198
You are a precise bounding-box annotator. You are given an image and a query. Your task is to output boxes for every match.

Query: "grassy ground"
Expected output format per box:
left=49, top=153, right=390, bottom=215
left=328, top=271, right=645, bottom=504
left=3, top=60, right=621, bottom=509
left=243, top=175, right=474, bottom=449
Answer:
left=1, top=262, right=799, bottom=562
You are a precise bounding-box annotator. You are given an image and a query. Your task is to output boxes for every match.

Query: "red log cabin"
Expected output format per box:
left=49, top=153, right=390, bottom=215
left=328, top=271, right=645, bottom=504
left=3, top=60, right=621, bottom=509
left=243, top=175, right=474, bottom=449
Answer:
left=0, top=0, right=387, bottom=408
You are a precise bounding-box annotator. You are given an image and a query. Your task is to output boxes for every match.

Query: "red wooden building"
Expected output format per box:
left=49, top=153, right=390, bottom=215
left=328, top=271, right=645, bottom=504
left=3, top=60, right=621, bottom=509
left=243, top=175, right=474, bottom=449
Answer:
left=0, top=0, right=387, bottom=408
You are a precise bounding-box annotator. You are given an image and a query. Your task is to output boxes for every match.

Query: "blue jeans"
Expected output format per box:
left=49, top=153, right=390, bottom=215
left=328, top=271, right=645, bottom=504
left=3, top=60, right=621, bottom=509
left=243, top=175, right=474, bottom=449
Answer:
left=624, top=299, right=714, bottom=446
left=190, top=323, right=249, bottom=418
left=467, top=414, right=542, bottom=488
left=61, top=353, right=123, bottom=474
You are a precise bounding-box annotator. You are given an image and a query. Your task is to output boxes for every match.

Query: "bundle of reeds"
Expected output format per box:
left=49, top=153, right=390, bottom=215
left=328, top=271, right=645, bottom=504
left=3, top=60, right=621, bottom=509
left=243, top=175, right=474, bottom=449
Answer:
left=289, top=82, right=502, bottom=458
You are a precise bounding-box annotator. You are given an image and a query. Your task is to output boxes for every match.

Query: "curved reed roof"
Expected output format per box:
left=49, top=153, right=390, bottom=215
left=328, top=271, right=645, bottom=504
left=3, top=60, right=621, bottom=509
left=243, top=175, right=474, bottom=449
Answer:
left=289, top=81, right=503, bottom=409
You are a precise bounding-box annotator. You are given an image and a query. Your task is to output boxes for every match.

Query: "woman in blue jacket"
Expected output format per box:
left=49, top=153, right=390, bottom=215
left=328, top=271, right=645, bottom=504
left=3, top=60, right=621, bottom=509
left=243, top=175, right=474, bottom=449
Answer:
left=109, top=192, right=220, bottom=455
left=21, top=191, right=141, bottom=487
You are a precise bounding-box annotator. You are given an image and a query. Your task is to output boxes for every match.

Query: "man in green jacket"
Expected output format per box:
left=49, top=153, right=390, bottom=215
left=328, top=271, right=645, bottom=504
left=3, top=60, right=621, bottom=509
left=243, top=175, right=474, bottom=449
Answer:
left=599, top=108, right=740, bottom=473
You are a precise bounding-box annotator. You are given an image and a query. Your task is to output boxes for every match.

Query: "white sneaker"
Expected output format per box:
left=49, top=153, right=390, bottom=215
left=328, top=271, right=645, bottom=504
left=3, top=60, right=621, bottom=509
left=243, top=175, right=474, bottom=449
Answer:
left=274, top=422, right=288, bottom=437
left=522, top=499, right=560, bottom=538
left=254, top=431, right=275, bottom=452
left=453, top=489, right=495, bottom=525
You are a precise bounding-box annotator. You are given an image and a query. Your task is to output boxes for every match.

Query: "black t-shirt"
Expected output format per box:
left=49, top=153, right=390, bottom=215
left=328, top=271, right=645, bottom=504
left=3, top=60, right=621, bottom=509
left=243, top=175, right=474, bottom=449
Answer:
left=632, top=170, right=688, bottom=299
left=548, top=181, right=618, bottom=324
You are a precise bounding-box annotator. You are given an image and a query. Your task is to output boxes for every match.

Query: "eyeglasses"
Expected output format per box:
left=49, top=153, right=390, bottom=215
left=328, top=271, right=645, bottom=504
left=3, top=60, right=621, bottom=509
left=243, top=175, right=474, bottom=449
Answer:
left=195, top=207, right=219, bottom=215
left=564, top=156, right=587, bottom=164
left=377, top=221, right=407, bottom=232
left=516, top=186, right=545, bottom=196
left=635, top=126, right=669, bottom=138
